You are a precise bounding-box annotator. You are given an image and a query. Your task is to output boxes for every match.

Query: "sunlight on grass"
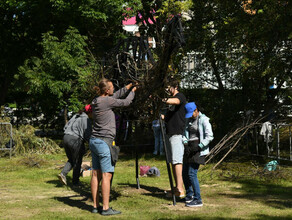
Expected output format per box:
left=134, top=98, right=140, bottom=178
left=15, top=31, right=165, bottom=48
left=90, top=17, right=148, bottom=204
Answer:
left=0, top=153, right=291, bottom=219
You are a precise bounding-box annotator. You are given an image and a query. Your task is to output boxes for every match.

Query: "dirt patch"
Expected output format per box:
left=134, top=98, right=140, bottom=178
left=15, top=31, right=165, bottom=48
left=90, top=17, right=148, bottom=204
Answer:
left=47, top=206, right=76, bottom=213
left=4, top=207, right=37, bottom=219
left=18, top=157, right=48, bottom=168
left=162, top=202, right=202, bottom=211
left=201, top=184, right=220, bottom=187
left=120, top=187, right=149, bottom=195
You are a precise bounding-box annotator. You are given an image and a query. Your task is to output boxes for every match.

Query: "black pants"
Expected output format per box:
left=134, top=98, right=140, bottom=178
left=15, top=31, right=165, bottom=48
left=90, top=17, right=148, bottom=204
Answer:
left=61, top=134, right=85, bottom=184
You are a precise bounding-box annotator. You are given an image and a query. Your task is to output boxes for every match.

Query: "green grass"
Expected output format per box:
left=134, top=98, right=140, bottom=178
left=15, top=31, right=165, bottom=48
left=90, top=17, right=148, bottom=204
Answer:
left=0, top=152, right=292, bottom=220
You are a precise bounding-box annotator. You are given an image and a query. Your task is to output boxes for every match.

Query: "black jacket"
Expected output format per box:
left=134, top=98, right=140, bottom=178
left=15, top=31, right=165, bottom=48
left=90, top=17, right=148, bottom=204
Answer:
left=184, top=140, right=205, bottom=164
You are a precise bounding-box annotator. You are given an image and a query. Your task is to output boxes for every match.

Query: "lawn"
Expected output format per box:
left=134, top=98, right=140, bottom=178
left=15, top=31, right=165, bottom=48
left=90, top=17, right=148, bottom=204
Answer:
left=0, top=152, right=291, bottom=220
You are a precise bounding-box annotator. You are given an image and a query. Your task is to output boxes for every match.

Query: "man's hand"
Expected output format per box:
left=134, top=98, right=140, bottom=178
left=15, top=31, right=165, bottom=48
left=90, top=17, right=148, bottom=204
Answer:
left=162, top=97, right=180, bottom=105
left=126, top=83, right=133, bottom=90
left=132, top=82, right=138, bottom=92
left=162, top=98, right=168, bottom=103
left=126, top=81, right=139, bottom=91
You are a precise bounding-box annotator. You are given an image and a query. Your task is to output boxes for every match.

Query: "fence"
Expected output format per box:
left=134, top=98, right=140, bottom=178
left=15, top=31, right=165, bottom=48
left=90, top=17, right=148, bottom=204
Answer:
left=242, top=123, right=292, bottom=161
left=0, top=122, right=13, bottom=158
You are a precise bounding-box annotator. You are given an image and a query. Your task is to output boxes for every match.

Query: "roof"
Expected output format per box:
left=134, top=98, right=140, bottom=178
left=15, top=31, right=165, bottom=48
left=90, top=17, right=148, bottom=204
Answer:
left=122, top=12, right=155, bottom=26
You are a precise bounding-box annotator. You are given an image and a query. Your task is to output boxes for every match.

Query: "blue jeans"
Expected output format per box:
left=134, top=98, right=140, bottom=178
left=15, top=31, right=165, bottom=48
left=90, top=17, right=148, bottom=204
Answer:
left=183, top=163, right=201, bottom=201
left=153, top=126, right=164, bottom=154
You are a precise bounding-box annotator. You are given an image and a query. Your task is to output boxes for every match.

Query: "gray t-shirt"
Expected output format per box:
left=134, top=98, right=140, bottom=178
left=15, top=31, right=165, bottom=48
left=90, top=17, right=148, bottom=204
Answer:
left=64, top=112, right=92, bottom=141
left=188, top=117, right=199, bottom=141
left=91, top=87, right=135, bottom=139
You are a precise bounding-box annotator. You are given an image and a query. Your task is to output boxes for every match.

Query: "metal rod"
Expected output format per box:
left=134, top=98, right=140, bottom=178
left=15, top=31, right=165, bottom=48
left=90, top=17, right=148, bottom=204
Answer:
left=277, top=125, right=280, bottom=159
left=135, top=144, right=140, bottom=189
left=159, top=115, right=176, bottom=206
left=133, top=120, right=140, bottom=189
left=266, top=128, right=270, bottom=157
left=289, top=126, right=292, bottom=161
left=9, top=123, right=12, bottom=159
left=255, top=126, right=259, bottom=155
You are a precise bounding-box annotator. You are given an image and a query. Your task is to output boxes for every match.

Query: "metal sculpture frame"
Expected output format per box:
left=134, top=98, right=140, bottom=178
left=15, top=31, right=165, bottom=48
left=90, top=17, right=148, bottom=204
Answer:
left=103, top=15, right=185, bottom=206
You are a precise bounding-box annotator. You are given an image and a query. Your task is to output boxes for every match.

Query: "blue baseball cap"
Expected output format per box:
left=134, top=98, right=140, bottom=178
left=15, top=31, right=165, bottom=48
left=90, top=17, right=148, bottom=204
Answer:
left=185, top=102, right=197, bottom=118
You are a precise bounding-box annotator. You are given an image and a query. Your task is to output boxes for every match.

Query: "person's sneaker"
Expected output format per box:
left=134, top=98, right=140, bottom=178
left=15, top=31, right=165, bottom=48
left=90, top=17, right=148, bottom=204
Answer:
left=92, top=206, right=102, bottom=213
left=101, top=207, right=121, bottom=216
left=179, top=195, right=194, bottom=203
left=186, top=200, right=203, bottom=207
left=58, top=173, right=67, bottom=185
left=185, top=196, right=194, bottom=203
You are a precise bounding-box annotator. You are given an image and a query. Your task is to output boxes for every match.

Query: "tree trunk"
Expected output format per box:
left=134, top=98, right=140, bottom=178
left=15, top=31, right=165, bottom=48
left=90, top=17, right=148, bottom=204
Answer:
left=0, top=75, right=9, bottom=105
left=64, top=107, right=68, bottom=125
left=206, top=40, right=224, bottom=92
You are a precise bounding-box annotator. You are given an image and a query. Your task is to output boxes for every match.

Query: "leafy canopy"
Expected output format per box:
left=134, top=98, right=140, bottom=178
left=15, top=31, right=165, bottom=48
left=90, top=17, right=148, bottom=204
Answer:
left=17, top=27, right=99, bottom=121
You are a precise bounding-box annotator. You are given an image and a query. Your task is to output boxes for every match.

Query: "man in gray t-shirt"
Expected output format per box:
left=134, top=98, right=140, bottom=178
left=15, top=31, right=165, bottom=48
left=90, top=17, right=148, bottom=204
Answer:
left=90, top=79, right=137, bottom=216
left=91, top=86, right=134, bottom=140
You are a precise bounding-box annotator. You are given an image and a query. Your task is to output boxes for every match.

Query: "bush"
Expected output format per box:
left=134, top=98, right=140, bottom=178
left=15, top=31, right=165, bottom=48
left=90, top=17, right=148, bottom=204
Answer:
left=12, top=125, right=61, bottom=155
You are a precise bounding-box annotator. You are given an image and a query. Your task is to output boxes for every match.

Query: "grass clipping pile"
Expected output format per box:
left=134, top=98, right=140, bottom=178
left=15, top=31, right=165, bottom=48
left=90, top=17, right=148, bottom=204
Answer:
left=13, top=125, right=61, bottom=155
left=206, top=161, right=292, bottom=183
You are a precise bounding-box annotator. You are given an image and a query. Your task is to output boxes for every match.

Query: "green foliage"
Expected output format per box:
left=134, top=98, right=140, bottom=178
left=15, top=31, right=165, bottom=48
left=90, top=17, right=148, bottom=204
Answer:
left=182, top=0, right=292, bottom=136
left=157, top=0, right=192, bottom=18
left=1, top=0, right=291, bottom=135
left=17, top=27, right=99, bottom=121
left=0, top=0, right=142, bottom=107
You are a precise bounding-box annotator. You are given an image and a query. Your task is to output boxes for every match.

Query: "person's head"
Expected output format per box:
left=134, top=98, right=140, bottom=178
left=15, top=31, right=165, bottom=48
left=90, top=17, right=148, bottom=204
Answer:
left=84, top=104, right=93, bottom=118
left=84, top=104, right=92, bottom=113
left=167, top=80, right=180, bottom=96
left=94, top=78, right=114, bottom=96
left=185, top=102, right=199, bottom=119
left=78, top=104, right=92, bottom=117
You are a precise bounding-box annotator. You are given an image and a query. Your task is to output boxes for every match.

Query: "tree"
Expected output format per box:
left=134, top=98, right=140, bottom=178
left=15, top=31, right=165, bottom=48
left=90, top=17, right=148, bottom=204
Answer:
left=0, top=0, right=142, bottom=106
left=182, top=0, right=291, bottom=135
left=17, top=27, right=98, bottom=125
left=0, top=0, right=53, bottom=105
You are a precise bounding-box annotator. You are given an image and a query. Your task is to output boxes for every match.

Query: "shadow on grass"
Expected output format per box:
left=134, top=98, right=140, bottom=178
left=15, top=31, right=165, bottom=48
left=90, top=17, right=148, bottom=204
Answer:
left=118, top=183, right=172, bottom=201
left=118, top=152, right=167, bottom=162
left=218, top=179, right=292, bottom=210
left=176, top=218, right=242, bottom=220
left=47, top=179, right=121, bottom=212
left=253, top=214, right=292, bottom=220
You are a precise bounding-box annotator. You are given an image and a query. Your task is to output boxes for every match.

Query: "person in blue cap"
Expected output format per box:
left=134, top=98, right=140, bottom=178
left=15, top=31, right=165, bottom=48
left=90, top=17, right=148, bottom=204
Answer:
left=182, top=102, right=214, bottom=207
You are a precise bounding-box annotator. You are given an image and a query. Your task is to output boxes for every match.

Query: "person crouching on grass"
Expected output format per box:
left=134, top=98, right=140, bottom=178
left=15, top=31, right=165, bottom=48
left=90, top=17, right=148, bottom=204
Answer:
left=58, top=104, right=92, bottom=186
left=90, top=78, right=137, bottom=216
left=182, top=102, right=214, bottom=207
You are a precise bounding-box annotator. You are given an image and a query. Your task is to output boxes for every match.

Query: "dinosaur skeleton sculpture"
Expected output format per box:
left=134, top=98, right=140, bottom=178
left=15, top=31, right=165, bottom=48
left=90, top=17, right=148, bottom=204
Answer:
left=102, top=14, right=186, bottom=120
